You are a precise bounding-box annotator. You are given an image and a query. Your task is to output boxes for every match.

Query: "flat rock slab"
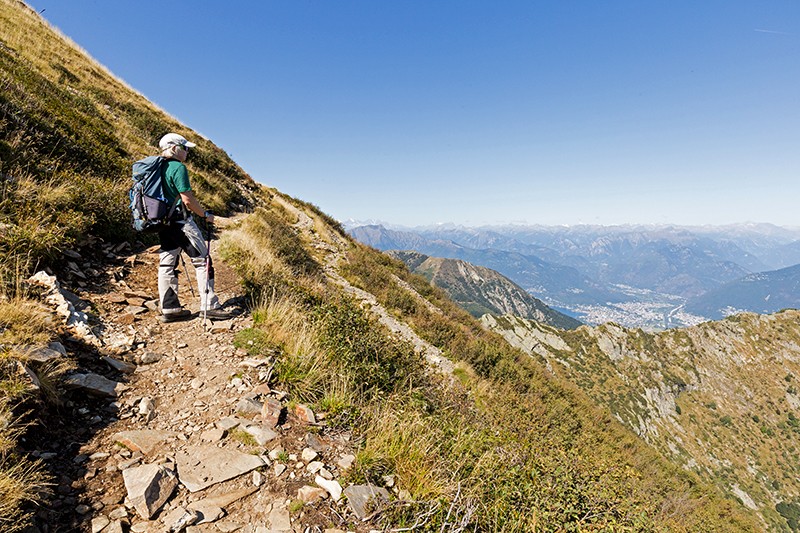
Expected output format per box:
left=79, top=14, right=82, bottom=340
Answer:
left=64, top=372, right=125, bottom=398
left=269, top=501, right=291, bottom=532
left=188, top=486, right=258, bottom=524
left=245, top=424, right=279, bottom=446
left=20, top=345, right=64, bottom=363
left=176, top=446, right=265, bottom=492
left=112, top=430, right=176, bottom=456
left=343, top=484, right=390, bottom=520
left=102, top=356, right=136, bottom=374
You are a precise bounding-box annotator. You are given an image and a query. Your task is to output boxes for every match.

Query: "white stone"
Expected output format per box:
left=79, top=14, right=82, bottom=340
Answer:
left=306, top=461, right=324, bottom=474
left=267, top=446, right=284, bottom=461
left=301, top=447, right=318, bottom=462
left=336, top=454, right=356, bottom=471
left=315, top=475, right=342, bottom=502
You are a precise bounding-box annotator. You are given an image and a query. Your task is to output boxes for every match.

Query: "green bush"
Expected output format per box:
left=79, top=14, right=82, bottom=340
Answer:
left=313, top=297, right=421, bottom=396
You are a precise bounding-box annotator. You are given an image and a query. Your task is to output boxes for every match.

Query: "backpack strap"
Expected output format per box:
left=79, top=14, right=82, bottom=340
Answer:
left=159, top=157, right=184, bottom=221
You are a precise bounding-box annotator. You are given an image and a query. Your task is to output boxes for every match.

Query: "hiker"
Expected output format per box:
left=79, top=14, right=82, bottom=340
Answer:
left=156, top=133, right=233, bottom=322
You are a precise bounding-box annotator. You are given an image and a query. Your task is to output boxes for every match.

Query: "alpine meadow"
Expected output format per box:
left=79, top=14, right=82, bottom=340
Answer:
left=1, top=1, right=798, bottom=531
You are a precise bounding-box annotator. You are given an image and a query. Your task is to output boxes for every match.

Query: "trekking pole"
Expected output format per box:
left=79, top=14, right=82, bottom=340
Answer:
left=179, top=253, right=195, bottom=298
left=202, top=214, right=214, bottom=326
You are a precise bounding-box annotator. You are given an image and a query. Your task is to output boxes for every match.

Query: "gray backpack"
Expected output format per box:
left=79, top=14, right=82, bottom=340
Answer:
left=129, top=156, right=179, bottom=232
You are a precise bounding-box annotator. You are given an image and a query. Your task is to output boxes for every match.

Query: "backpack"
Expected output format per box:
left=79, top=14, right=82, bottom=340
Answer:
left=129, top=156, right=179, bottom=233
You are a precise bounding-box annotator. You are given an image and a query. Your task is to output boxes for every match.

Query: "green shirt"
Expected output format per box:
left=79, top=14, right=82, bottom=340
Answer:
left=161, top=160, right=191, bottom=207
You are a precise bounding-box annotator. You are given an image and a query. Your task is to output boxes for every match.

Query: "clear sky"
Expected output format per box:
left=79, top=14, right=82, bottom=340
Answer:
left=30, top=1, right=800, bottom=227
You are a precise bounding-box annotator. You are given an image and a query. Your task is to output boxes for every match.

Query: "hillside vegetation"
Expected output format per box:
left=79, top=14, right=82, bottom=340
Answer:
left=388, top=250, right=582, bottom=329
left=486, top=312, right=800, bottom=530
left=0, top=1, right=764, bottom=530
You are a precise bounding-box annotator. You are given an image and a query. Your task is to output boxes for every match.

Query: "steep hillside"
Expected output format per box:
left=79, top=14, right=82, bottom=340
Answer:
left=686, top=263, right=800, bottom=319
left=389, top=250, right=582, bottom=329
left=0, top=1, right=765, bottom=531
left=485, top=312, right=800, bottom=530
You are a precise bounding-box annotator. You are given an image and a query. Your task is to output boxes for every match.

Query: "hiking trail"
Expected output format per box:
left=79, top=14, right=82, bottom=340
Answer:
left=25, top=203, right=455, bottom=533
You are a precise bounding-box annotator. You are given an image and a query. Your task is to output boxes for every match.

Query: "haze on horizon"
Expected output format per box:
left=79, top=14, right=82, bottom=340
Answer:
left=33, top=1, right=800, bottom=228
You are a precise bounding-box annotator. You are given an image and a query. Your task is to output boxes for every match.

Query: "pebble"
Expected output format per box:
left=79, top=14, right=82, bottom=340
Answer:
left=301, top=448, right=318, bottom=462
left=108, top=506, right=128, bottom=520
left=267, top=446, right=285, bottom=461
left=139, top=352, right=163, bottom=364
left=90, top=516, right=110, bottom=533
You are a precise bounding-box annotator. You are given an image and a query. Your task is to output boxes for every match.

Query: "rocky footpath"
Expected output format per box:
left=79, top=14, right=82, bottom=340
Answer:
left=18, top=238, right=395, bottom=533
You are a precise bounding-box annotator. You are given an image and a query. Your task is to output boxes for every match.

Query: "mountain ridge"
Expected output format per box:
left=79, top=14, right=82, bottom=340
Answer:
left=388, top=250, right=582, bottom=330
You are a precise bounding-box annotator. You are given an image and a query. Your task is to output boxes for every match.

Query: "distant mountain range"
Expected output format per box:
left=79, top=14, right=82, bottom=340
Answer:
left=349, top=222, right=800, bottom=328
left=351, top=225, right=625, bottom=306
left=388, top=251, right=582, bottom=330
left=686, top=263, right=800, bottom=319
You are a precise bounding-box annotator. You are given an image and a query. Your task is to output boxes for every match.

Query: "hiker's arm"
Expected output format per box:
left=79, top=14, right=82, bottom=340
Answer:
left=179, top=191, right=215, bottom=224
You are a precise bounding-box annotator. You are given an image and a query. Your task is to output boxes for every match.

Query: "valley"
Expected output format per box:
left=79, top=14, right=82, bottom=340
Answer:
left=349, top=222, right=800, bottom=330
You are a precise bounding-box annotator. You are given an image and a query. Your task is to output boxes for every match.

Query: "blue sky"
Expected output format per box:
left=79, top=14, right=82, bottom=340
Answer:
left=32, top=1, right=800, bottom=227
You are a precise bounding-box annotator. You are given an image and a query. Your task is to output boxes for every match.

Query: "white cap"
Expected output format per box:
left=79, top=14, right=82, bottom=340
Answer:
left=159, top=133, right=196, bottom=150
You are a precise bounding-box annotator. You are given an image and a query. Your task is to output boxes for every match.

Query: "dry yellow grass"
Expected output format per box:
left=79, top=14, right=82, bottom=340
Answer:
left=0, top=450, right=48, bottom=533
left=0, top=299, right=55, bottom=346
left=252, top=292, right=317, bottom=357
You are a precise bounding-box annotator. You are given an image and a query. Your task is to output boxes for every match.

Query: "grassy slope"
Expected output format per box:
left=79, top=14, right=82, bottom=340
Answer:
left=0, top=1, right=761, bottom=530
left=489, top=313, right=800, bottom=530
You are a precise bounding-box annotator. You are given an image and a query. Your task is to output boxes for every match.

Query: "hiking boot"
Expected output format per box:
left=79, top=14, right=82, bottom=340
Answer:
left=159, top=308, right=193, bottom=323
left=202, top=307, right=237, bottom=320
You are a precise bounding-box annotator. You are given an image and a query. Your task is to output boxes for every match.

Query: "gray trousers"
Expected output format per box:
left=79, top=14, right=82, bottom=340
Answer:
left=158, top=217, right=220, bottom=314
